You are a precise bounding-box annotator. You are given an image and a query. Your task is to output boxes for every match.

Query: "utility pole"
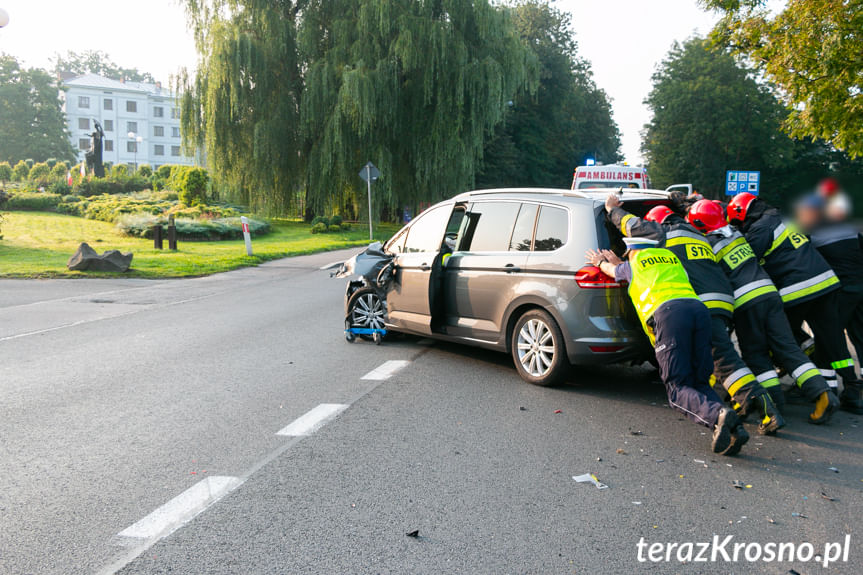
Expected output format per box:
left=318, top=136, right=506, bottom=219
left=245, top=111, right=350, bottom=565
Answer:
left=359, top=161, right=380, bottom=241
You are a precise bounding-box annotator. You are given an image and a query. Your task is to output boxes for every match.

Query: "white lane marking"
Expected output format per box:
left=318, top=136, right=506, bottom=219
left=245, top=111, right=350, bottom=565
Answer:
left=276, top=403, right=349, bottom=437
left=361, top=359, right=410, bottom=381
left=117, top=476, right=243, bottom=541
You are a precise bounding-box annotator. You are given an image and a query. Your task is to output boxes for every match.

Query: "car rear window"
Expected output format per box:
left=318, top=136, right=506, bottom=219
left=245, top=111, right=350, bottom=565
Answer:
left=533, top=205, right=568, bottom=252
left=509, top=203, right=538, bottom=251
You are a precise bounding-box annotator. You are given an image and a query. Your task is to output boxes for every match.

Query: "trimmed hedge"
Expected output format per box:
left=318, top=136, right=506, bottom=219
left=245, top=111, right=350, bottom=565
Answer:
left=5, top=192, right=62, bottom=211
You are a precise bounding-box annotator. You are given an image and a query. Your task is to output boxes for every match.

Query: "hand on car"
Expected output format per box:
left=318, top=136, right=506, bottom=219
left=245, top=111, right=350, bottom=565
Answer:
left=605, top=193, right=622, bottom=212
left=585, top=249, right=605, bottom=266
left=600, top=249, right=622, bottom=265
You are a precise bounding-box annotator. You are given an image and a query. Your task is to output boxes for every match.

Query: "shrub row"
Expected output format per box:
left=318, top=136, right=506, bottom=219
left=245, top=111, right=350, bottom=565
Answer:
left=117, top=213, right=270, bottom=241
left=309, top=214, right=350, bottom=234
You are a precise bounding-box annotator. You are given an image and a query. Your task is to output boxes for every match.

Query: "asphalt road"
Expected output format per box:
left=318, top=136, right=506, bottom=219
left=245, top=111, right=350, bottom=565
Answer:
left=1, top=249, right=861, bottom=575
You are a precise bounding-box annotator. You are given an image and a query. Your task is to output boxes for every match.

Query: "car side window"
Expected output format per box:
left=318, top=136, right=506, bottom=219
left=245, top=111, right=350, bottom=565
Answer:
left=509, top=203, right=538, bottom=251
left=459, top=202, right=521, bottom=252
left=387, top=228, right=408, bottom=254
left=534, top=205, right=568, bottom=252
left=402, top=205, right=452, bottom=253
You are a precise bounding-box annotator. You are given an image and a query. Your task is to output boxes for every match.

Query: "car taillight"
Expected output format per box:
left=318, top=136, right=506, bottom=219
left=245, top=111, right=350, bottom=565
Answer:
left=575, top=265, right=621, bottom=288
left=588, top=345, right=625, bottom=353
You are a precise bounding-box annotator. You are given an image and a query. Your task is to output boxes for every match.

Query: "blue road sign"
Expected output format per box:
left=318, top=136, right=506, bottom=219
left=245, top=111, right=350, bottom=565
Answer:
left=726, top=170, right=760, bottom=196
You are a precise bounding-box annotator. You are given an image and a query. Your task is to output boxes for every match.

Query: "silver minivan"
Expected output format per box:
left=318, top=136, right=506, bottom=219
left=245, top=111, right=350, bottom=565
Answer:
left=346, top=188, right=672, bottom=385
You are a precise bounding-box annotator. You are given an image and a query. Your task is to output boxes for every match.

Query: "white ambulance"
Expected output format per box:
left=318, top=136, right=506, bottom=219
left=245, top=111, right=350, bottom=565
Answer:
left=570, top=164, right=650, bottom=190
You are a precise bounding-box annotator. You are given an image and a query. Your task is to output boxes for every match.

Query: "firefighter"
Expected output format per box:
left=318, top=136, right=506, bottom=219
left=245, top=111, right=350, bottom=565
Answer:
left=586, top=237, right=749, bottom=455
left=605, top=194, right=783, bottom=434
left=794, top=195, right=863, bottom=414
left=687, top=198, right=838, bottom=424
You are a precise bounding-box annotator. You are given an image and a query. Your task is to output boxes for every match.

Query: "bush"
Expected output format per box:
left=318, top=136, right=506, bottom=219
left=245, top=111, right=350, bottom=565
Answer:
left=116, top=213, right=270, bottom=240
left=0, top=162, right=12, bottom=182
left=74, top=176, right=149, bottom=197
left=111, top=164, right=129, bottom=178
left=329, top=214, right=343, bottom=226
left=341, top=222, right=351, bottom=231
left=12, top=160, right=29, bottom=181
left=49, top=181, right=72, bottom=195
left=310, top=222, right=328, bottom=234
left=6, top=192, right=62, bottom=211
left=177, top=167, right=209, bottom=206
left=156, top=164, right=174, bottom=180
left=310, top=215, right=329, bottom=227
left=62, top=194, right=82, bottom=203
left=28, top=162, right=51, bottom=183
left=46, top=158, right=57, bottom=168
left=24, top=159, right=34, bottom=169
left=137, top=164, right=153, bottom=178
left=328, top=223, right=341, bottom=232
left=50, top=162, right=69, bottom=179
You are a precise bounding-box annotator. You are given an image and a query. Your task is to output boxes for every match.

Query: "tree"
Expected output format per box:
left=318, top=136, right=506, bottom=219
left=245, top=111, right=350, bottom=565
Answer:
left=0, top=54, right=75, bottom=164
left=177, top=167, right=209, bottom=206
left=0, top=161, right=11, bottom=182
left=52, top=50, right=156, bottom=83
left=642, top=38, right=794, bottom=200
left=50, top=161, right=69, bottom=179
left=477, top=1, right=620, bottom=189
left=12, top=160, right=29, bottom=181
left=180, top=0, right=537, bottom=216
left=702, top=0, right=863, bottom=158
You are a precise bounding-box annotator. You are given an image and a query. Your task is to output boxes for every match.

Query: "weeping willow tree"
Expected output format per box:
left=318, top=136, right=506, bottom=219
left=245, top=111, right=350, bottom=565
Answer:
left=180, top=0, right=537, bottom=216
left=178, top=1, right=304, bottom=213
left=300, top=0, right=537, bottom=215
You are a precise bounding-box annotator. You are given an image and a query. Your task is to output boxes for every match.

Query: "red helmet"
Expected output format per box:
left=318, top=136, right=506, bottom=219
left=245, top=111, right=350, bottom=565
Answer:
left=645, top=205, right=675, bottom=224
left=817, top=177, right=840, bottom=198
left=687, top=199, right=726, bottom=232
left=727, top=192, right=757, bottom=224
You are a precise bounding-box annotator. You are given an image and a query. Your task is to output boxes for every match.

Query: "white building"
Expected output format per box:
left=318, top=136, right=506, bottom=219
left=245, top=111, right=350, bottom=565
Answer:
left=61, top=73, right=197, bottom=170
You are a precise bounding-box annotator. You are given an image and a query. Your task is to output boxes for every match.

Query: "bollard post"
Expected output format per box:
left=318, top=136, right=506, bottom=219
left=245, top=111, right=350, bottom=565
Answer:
left=153, top=224, right=163, bottom=250
left=168, top=215, right=177, bottom=251
left=241, top=216, right=253, bottom=256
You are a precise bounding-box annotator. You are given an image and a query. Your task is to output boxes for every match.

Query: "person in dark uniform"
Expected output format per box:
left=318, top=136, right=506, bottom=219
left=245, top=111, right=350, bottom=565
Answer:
left=688, top=198, right=838, bottom=424
left=586, top=236, right=749, bottom=455
left=604, top=194, right=783, bottom=434
left=795, top=194, right=863, bottom=414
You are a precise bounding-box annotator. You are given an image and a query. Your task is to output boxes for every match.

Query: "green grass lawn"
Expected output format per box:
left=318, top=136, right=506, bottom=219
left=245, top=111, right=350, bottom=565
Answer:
left=0, top=212, right=398, bottom=278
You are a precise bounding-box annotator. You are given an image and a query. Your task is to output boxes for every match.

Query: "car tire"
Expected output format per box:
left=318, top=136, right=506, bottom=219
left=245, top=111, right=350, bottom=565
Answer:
left=346, top=287, right=386, bottom=341
left=511, top=309, right=568, bottom=386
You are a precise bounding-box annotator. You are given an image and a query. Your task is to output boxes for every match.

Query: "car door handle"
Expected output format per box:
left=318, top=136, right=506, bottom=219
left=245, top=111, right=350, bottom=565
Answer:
left=420, top=263, right=431, bottom=271
left=503, top=264, right=521, bottom=273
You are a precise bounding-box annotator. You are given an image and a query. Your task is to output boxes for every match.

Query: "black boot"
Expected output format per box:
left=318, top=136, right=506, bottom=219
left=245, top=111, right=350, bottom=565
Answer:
left=840, top=380, right=863, bottom=415
left=765, top=386, right=786, bottom=413
left=809, top=390, right=839, bottom=425
left=712, top=408, right=747, bottom=455
left=738, top=393, right=785, bottom=435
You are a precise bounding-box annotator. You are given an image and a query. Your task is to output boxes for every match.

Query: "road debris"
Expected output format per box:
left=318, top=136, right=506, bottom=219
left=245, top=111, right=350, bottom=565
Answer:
left=519, top=406, right=527, bottom=411
left=731, top=480, right=752, bottom=490
left=767, top=517, right=776, bottom=524
left=616, top=448, right=627, bottom=455
left=406, top=530, right=420, bottom=538
left=632, top=501, right=642, bottom=505
left=821, top=492, right=836, bottom=502
left=791, top=512, right=807, bottom=519
left=828, top=467, right=839, bottom=473
left=572, top=473, right=609, bottom=489
left=554, top=409, right=562, bottom=414
left=630, top=430, right=645, bottom=436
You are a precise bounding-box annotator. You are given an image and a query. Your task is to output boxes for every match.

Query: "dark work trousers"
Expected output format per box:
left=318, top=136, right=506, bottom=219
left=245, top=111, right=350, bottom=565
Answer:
left=709, top=313, right=759, bottom=406
left=785, top=290, right=857, bottom=391
left=837, top=288, right=863, bottom=363
left=736, top=293, right=829, bottom=402
left=653, top=299, right=722, bottom=428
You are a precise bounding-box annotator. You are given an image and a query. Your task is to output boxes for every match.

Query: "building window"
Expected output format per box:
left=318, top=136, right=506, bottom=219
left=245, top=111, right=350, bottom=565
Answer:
left=172, top=127, right=180, bottom=138
left=127, top=141, right=138, bottom=153
left=126, top=100, right=137, bottom=113
left=105, top=140, right=114, bottom=152
left=104, top=120, right=114, bottom=132
left=153, top=126, right=164, bottom=137
left=171, top=107, right=180, bottom=119
left=78, top=96, right=90, bottom=108
left=153, top=106, right=164, bottom=118
left=79, top=138, right=90, bottom=150
left=154, top=144, right=165, bottom=156
left=104, top=98, right=113, bottom=110
left=126, top=121, right=137, bottom=133
left=171, top=145, right=181, bottom=157
left=78, top=118, right=90, bottom=130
